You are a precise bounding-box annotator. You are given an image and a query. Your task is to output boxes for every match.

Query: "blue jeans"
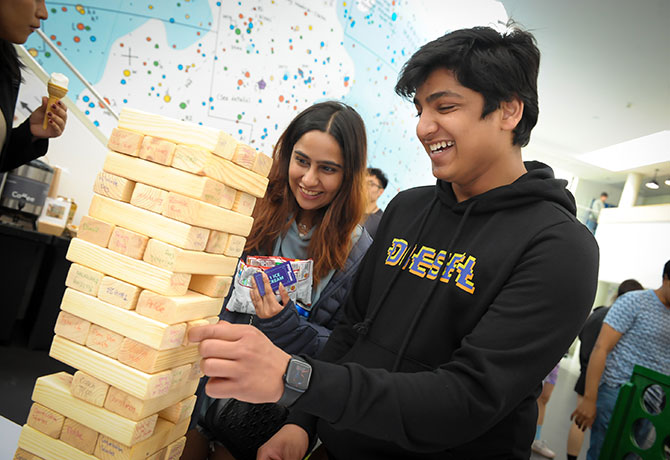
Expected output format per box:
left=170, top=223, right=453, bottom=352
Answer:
left=587, top=383, right=621, bottom=460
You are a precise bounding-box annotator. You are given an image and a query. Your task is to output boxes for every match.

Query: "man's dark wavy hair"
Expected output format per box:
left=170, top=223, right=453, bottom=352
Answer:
left=395, top=23, right=540, bottom=147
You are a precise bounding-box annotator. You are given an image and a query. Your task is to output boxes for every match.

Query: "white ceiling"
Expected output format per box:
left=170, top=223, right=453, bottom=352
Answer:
left=499, top=0, right=670, bottom=196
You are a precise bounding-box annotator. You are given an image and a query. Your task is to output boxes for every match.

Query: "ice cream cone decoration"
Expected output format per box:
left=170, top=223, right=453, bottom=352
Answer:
left=43, top=73, right=69, bottom=130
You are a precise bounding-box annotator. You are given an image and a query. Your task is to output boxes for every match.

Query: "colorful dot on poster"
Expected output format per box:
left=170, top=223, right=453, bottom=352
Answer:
left=237, top=79, right=243, bottom=86
left=121, top=79, right=126, bottom=84
left=169, top=18, right=175, bottom=23
left=28, top=48, right=38, bottom=57
left=75, top=4, right=85, bottom=14
left=90, top=36, right=96, bottom=42
left=235, top=28, right=241, bottom=35
left=179, top=102, right=187, bottom=109
left=164, top=95, right=171, bottom=102
left=123, top=69, right=130, bottom=76
left=279, top=95, right=285, bottom=102
left=61, top=6, right=67, bottom=12
left=74, top=36, right=80, bottom=43
left=148, top=4, right=153, bottom=9
left=77, top=23, right=85, bottom=30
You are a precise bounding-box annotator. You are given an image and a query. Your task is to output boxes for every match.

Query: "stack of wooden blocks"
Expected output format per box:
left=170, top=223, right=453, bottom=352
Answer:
left=14, top=108, right=272, bottom=460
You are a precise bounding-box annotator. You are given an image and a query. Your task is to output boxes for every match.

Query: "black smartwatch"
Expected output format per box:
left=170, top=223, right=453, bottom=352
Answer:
left=277, top=355, right=312, bottom=407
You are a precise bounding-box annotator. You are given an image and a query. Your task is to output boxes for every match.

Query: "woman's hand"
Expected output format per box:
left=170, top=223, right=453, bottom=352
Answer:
left=29, top=97, right=67, bottom=139
left=251, top=271, right=291, bottom=319
left=257, top=424, right=310, bottom=460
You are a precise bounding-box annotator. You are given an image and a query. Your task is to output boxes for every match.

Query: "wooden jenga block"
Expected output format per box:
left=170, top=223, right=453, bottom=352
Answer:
left=170, top=144, right=208, bottom=175
left=13, top=448, right=44, bottom=460
left=89, top=194, right=209, bottom=251
left=61, top=288, right=186, bottom=350
left=107, top=128, right=143, bottom=156
left=104, top=151, right=224, bottom=205
left=164, top=436, right=186, bottom=460
left=187, top=360, right=204, bottom=380
left=85, top=324, right=125, bottom=359
left=117, top=339, right=200, bottom=373
left=138, top=136, right=176, bottom=165
left=50, top=337, right=173, bottom=400
left=54, top=311, right=91, bottom=345
left=77, top=215, right=115, bottom=247
left=169, top=363, right=192, bottom=388
left=145, top=447, right=166, bottom=460
left=103, top=379, right=198, bottom=422
left=70, top=371, right=110, bottom=407
left=95, top=417, right=189, bottom=460
left=94, top=171, right=136, bottom=202
left=32, top=373, right=158, bottom=445
left=97, top=276, right=141, bottom=310
left=232, top=143, right=258, bottom=170
left=232, top=190, right=257, bottom=216
left=158, top=395, right=197, bottom=424
left=107, top=227, right=149, bottom=260
left=143, top=238, right=238, bottom=275
left=67, top=238, right=191, bottom=297
left=60, top=418, right=99, bottom=455
left=26, top=403, right=65, bottom=438
left=203, top=153, right=269, bottom=198
left=252, top=151, right=273, bottom=177
left=219, top=183, right=236, bottom=209
left=204, top=230, right=229, bottom=254
left=129, top=183, right=168, bottom=214
left=18, top=425, right=97, bottom=460
left=65, top=263, right=104, bottom=296
left=118, top=107, right=237, bottom=160
left=163, top=192, right=254, bottom=236
left=135, top=289, right=222, bottom=324
left=205, top=232, right=246, bottom=258
left=183, top=316, right=218, bottom=345
left=189, top=274, right=232, bottom=298
left=225, top=234, right=246, bottom=257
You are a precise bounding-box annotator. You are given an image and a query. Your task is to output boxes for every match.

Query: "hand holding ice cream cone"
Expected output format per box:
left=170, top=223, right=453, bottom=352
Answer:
left=43, top=72, right=69, bottom=129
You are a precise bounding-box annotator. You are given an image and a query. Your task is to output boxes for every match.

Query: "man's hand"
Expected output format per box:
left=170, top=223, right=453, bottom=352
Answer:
left=571, top=397, right=597, bottom=431
left=257, top=424, right=310, bottom=460
left=251, top=271, right=291, bottom=319
left=189, top=321, right=291, bottom=403
left=30, top=97, right=67, bottom=138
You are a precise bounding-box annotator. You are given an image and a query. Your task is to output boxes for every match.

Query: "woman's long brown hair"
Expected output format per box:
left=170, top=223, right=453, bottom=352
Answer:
left=245, top=101, right=367, bottom=285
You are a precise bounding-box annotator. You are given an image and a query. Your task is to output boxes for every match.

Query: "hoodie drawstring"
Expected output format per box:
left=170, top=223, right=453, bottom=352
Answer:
left=390, top=201, right=476, bottom=372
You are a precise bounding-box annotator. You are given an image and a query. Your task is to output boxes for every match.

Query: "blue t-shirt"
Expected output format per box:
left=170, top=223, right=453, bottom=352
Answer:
left=602, top=289, right=670, bottom=386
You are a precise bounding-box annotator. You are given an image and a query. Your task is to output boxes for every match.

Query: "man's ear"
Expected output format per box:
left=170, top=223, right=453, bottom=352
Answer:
left=499, top=98, right=524, bottom=131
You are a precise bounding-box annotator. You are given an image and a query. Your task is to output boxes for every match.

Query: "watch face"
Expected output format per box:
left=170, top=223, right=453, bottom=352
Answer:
left=286, top=359, right=311, bottom=391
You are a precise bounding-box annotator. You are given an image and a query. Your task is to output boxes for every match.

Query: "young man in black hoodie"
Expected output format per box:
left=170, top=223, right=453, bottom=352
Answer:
left=190, top=25, right=600, bottom=459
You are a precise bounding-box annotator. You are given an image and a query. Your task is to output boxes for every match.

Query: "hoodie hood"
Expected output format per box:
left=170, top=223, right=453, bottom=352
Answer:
left=435, top=160, right=577, bottom=215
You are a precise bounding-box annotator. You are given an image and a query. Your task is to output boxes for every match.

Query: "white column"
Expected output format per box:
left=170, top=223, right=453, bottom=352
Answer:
left=618, top=172, right=642, bottom=208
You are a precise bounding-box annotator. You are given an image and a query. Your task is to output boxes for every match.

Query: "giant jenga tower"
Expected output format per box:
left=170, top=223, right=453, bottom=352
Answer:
left=14, top=108, right=272, bottom=460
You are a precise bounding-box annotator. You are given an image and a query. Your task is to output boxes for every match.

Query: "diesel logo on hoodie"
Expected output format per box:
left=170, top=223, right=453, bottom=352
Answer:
left=385, top=238, right=476, bottom=294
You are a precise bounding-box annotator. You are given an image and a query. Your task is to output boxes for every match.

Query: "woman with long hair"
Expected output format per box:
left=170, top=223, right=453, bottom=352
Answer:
left=184, top=100, right=372, bottom=459
left=0, top=1, right=68, bottom=173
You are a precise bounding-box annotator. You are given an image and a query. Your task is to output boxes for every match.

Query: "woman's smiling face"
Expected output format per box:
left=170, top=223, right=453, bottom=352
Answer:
left=288, top=130, right=344, bottom=215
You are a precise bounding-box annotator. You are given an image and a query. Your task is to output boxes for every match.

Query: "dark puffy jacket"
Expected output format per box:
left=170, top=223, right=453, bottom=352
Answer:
left=223, top=228, right=373, bottom=357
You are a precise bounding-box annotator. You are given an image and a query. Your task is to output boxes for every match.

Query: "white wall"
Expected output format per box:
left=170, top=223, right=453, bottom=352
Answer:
left=595, top=204, right=670, bottom=288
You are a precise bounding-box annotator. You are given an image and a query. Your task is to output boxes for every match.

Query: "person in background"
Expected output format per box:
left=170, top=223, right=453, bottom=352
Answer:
left=183, top=101, right=372, bottom=460
left=532, top=363, right=561, bottom=458
left=0, top=0, right=68, bottom=172
left=565, top=278, right=643, bottom=460
left=361, top=167, right=388, bottom=238
left=585, top=192, right=607, bottom=234
left=189, top=24, right=599, bottom=459
left=572, top=262, right=670, bottom=460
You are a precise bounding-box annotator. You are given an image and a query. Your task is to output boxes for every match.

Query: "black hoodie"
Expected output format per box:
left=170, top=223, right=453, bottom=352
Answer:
left=286, top=161, right=599, bottom=459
